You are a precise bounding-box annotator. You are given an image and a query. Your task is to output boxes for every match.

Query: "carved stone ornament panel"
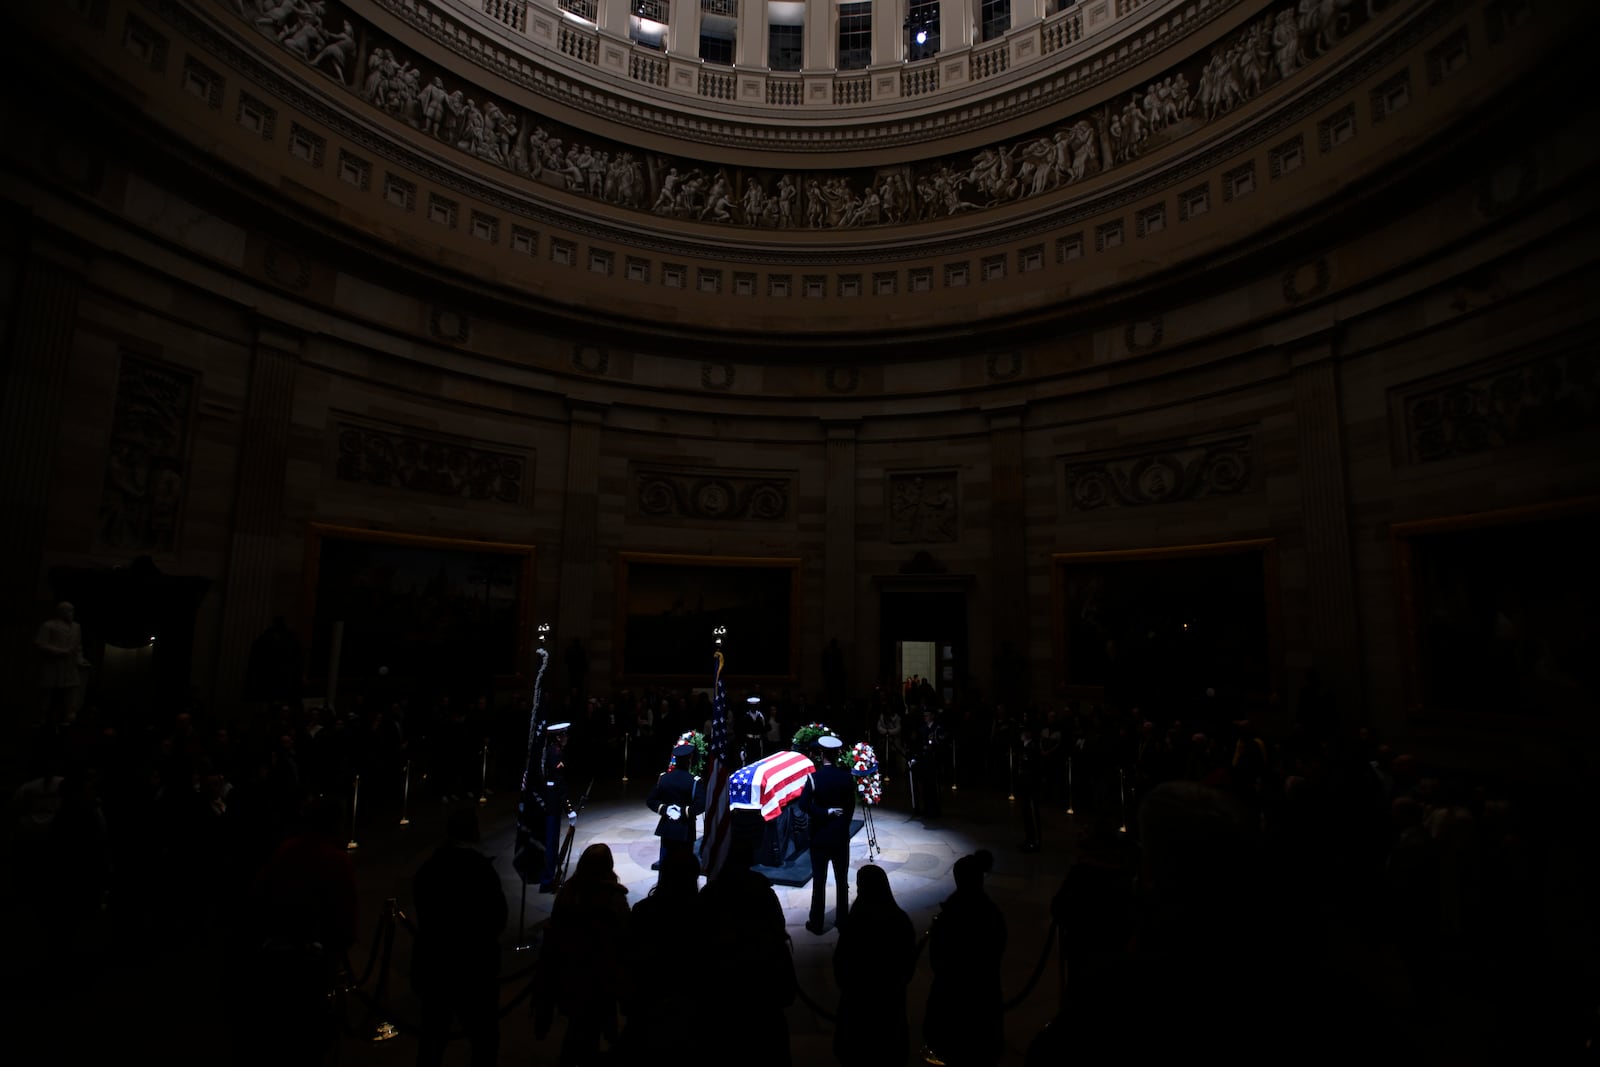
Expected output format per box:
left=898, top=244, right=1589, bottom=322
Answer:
left=1401, top=349, right=1599, bottom=465
left=1064, top=434, right=1254, bottom=510
left=633, top=466, right=791, bottom=523
left=334, top=420, right=527, bottom=503
left=98, top=352, right=196, bottom=553
left=888, top=471, right=959, bottom=543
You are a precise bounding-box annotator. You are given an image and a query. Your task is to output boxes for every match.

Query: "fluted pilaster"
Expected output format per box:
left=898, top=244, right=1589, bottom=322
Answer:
left=1291, top=338, right=1363, bottom=722
left=213, top=325, right=301, bottom=714
left=0, top=248, right=82, bottom=703
left=557, top=402, right=607, bottom=667
left=823, top=420, right=859, bottom=689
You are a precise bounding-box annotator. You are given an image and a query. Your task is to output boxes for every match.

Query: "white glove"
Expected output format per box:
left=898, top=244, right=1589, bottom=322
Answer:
left=666, top=804, right=683, bottom=821
left=567, top=810, right=577, bottom=825
left=827, top=807, right=844, bottom=817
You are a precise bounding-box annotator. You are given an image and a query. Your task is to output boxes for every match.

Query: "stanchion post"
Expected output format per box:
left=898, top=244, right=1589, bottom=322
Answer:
left=346, top=774, right=360, bottom=851
left=950, top=741, right=958, bottom=793
left=1008, top=745, right=1016, bottom=802
left=366, top=898, right=401, bottom=1042
left=1065, top=755, right=1074, bottom=816
left=1118, top=766, right=1128, bottom=834
left=478, top=743, right=489, bottom=805
left=398, top=761, right=411, bottom=826
left=621, top=734, right=630, bottom=783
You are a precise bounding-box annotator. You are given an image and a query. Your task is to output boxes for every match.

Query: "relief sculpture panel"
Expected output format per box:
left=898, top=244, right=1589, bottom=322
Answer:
left=633, top=466, right=791, bottom=522
left=1064, top=434, right=1254, bottom=510
left=1400, top=349, right=1599, bottom=464
left=334, top=421, right=527, bottom=503
left=98, top=352, right=196, bottom=553
left=888, top=471, right=959, bottom=542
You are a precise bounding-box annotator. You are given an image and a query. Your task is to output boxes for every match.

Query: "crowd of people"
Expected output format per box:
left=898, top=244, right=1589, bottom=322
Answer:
left=3, top=657, right=1594, bottom=1064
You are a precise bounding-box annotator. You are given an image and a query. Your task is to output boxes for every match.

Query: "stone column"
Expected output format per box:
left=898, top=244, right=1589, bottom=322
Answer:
left=0, top=246, right=84, bottom=707
left=986, top=404, right=1027, bottom=705
left=941, top=0, right=975, bottom=51
left=668, top=0, right=703, bottom=57
left=822, top=420, right=859, bottom=693
left=1290, top=336, right=1363, bottom=724
left=213, top=324, right=301, bottom=716
left=803, top=0, right=834, bottom=69
left=597, top=0, right=633, bottom=36
left=872, top=0, right=903, bottom=65
left=556, top=401, right=607, bottom=672
left=736, top=0, right=766, bottom=66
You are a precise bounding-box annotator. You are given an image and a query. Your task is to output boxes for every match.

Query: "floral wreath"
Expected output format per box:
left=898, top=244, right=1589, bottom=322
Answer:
left=667, top=730, right=709, bottom=776
left=791, top=722, right=840, bottom=765
left=849, top=742, right=882, bottom=806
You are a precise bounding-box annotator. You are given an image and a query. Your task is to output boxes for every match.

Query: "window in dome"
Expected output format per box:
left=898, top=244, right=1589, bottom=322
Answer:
left=632, top=0, right=668, bottom=49
left=1222, top=162, right=1256, bottom=200
left=909, top=267, right=933, bottom=292
left=289, top=124, right=325, bottom=168
left=1019, top=246, right=1044, bottom=273
left=734, top=272, right=757, bottom=296
left=236, top=93, right=275, bottom=140
left=1426, top=28, right=1469, bottom=85
left=663, top=264, right=687, bottom=288
left=769, top=274, right=793, bottom=298
left=428, top=194, right=458, bottom=229
left=839, top=274, right=862, bottom=297
left=182, top=57, right=223, bottom=109
left=338, top=151, right=370, bottom=191
left=1056, top=233, right=1084, bottom=261
left=626, top=257, right=651, bottom=283
left=769, top=19, right=803, bottom=71
left=511, top=226, right=538, bottom=256
left=1371, top=70, right=1411, bottom=123
left=551, top=239, right=576, bottom=267
left=906, top=0, right=940, bottom=60
left=560, top=0, right=598, bottom=22
left=1178, top=185, right=1208, bottom=220
left=698, top=268, right=723, bottom=293
left=944, top=262, right=969, bottom=287
left=590, top=249, right=614, bottom=275
left=700, top=13, right=737, bottom=66
left=1136, top=205, right=1166, bottom=237
left=875, top=271, right=899, bottom=296
left=1268, top=137, right=1303, bottom=179
left=980, top=0, right=1010, bottom=42
left=1095, top=220, right=1123, bottom=251
left=803, top=275, right=827, bottom=298
left=981, top=255, right=1006, bottom=282
left=471, top=212, right=499, bottom=243
left=1317, top=106, right=1355, bottom=153
left=123, top=14, right=167, bottom=71
left=383, top=175, right=415, bottom=211
left=838, top=3, right=872, bottom=71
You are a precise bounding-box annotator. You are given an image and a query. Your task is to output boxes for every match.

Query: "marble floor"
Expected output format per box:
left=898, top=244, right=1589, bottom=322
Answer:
left=336, top=770, right=1085, bottom=1066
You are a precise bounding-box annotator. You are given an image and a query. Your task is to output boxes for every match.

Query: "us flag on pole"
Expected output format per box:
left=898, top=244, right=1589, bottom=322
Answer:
left=700, top=647, right=734, bottom=879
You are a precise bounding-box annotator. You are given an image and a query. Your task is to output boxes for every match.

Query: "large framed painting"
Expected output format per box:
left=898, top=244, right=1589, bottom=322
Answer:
left=302, top=524, right=536, bottom=693
left=1051, top=539, right=1282, bottom=712
left=1392, top=498, right=1598, bottom=725
left=615, top=552, right=801, bottom=682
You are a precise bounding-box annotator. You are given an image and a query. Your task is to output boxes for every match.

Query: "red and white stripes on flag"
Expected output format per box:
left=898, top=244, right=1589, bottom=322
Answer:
left=700, top=648, right=734, bottom=879
left=728, top=750, right=816, bottom=821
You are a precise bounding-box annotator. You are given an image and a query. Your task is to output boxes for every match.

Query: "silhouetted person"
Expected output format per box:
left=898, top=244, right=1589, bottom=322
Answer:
left=1015, top=720, right=1042, bottom=851
left=243, top=794, right=357, bottom=1066
left=833, top=864, right=916, bottom=1067
left=700, top=816, right=797, bottom=1067
left=924, top=849, right=1006, bottom=1066
left=802, top=734, right=856, bottom=934
left=618, top=848, right=703, bottom=1057
left=534, top=842, right=630, bottom=1065
left=412, top=807, right=507, bottom=1067
left=909, top=707, right=944, bottom=816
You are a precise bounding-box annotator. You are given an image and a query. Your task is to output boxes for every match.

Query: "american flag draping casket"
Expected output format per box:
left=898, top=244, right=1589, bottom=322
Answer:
left=727, top=750, right=815, bottom=821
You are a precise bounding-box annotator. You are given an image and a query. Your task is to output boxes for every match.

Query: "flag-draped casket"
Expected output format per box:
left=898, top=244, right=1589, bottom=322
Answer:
left=727, top=750, right=815, bottom=821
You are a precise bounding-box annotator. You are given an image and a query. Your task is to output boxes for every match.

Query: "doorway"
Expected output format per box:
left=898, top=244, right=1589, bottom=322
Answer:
left=879, top=589, right=967, bottom=704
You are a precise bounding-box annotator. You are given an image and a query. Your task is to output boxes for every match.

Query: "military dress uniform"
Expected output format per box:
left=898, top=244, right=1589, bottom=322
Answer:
left=801, top=736, right=857, bottom=933
left=646, top=743, right=707, bottom=869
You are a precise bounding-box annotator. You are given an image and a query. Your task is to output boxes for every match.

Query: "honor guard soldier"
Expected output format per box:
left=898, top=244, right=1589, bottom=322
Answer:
left=647, top=742, right=707, bottom=870
left=520, top=722, right=573, bottom=892
left=802, top=734, right=856, bottom=933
